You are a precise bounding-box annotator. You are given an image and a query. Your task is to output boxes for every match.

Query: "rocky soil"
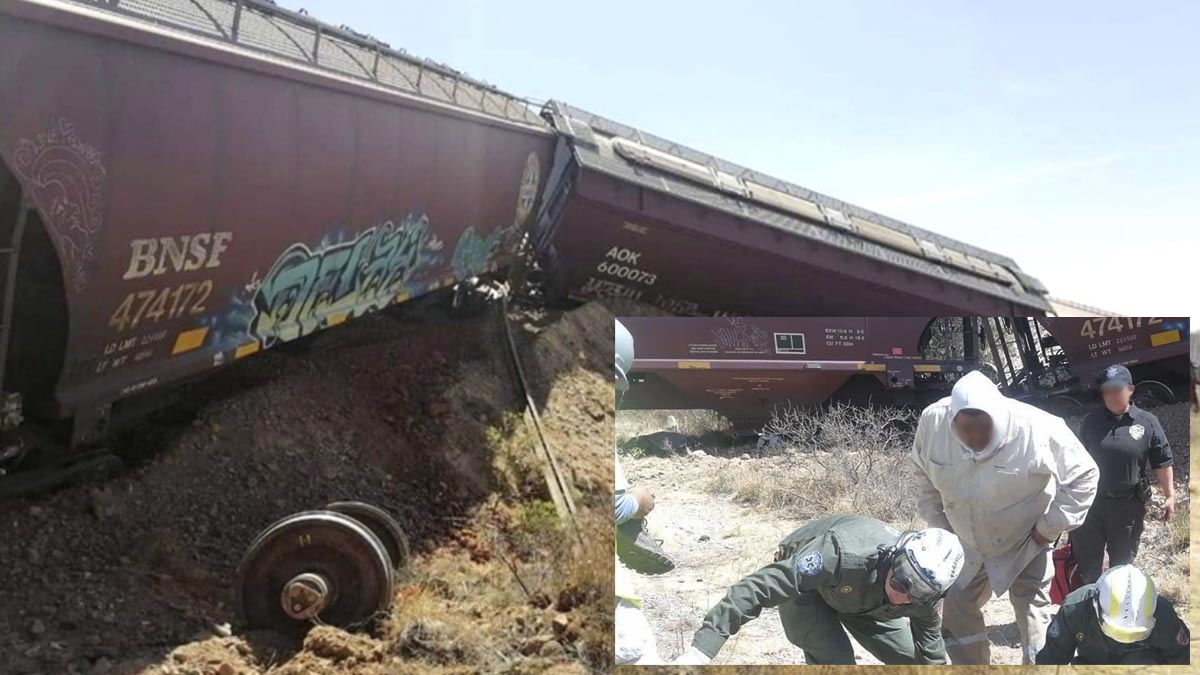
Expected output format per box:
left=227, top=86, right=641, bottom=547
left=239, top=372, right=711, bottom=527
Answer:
left=0, top=298, right=617, bottom=674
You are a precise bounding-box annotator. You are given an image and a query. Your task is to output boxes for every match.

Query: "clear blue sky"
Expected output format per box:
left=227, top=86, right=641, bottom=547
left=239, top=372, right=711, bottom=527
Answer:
left=283, top=0, right=1198, bottom=318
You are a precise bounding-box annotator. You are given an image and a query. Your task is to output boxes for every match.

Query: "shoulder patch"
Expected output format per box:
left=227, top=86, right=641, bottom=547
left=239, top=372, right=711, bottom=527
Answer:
left=1047, top=619, right=1061, bottom=639
left=795, top=551, right=823, bottom=576
left=1130, top=424, right=1145, bottom=440
left=1178, top=625, right=1190, bottom=646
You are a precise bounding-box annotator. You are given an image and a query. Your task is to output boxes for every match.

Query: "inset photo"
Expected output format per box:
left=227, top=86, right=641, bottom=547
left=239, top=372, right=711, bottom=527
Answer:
left=614, top=316, right=1191, bottom=667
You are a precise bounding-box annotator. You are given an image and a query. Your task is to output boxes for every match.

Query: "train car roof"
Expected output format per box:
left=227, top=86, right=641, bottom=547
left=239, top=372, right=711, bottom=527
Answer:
left=545, top=100, right=1052, bottom=313
left=48, top=0, right=549, bottom=129
left=1047, top=296, right=1119, bottom=317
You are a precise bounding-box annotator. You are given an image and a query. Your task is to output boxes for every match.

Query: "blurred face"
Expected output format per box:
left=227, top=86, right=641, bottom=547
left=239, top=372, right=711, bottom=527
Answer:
left=885, top=569, right=912, bottom=605
left=1102, top=384, right=1134, bottom=414
left=952, top=409, right=994, bottom=452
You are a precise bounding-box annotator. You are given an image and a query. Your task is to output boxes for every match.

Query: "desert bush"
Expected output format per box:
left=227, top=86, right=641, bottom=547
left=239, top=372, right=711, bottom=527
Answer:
left=712, top=403, right=922, bottom=525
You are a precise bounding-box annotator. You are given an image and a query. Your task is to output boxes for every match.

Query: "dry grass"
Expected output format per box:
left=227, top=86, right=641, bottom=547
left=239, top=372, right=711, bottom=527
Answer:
left=487, top=412, right=545, bottom=500
left=702, top=404, right=922, bottom=526
left=377, top=501, right=612, bottom=672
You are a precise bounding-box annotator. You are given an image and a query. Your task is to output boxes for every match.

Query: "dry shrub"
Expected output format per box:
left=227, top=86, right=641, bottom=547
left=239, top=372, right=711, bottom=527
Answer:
left=708, top=404, right=921, bottom=525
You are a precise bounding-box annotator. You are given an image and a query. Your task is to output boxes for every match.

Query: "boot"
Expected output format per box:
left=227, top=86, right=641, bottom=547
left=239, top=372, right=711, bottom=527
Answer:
left=616, top=517, right=676, bottom=575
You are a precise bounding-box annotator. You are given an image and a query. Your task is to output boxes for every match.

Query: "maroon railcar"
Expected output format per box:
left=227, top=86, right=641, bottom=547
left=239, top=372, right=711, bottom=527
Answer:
left=0, top=0, right=555, bottom=446
left=989, top=316, right=1190, bottom=414
left=621, top=316, right=1190, bottom=426
left=620, top=316, right=979, bottom=425
left=534, top=103, right=1052, bottom=318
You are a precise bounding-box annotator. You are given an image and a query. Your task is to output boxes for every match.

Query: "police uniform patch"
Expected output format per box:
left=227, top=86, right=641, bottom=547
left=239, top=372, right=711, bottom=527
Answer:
left=795, top=551, right=823, bottom=576
left=1178, top=625, right=1190, bottom=646
left=1130, top=424, right=1144, bottom=440
left=1047, top=619, right=1061, bottom=639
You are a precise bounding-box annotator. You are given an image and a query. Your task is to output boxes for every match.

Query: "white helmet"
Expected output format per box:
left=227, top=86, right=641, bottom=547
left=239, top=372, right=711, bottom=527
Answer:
left=891, top=528, right=965, bottom=605
left=1095, top=565, right=1157, bottom=643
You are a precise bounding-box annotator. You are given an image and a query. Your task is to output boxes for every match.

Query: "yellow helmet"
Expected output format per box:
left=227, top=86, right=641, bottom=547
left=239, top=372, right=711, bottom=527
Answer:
left=1095, top=565, right=1157, bottom=643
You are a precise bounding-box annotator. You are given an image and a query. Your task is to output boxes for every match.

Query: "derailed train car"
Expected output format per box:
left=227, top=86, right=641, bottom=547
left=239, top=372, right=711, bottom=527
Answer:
left=0, top=0, right=555, bottom=456
left=620, top=316, right=1190, bottom=428
left=532, top=103, right=1052, bottom=317
left=0, top=0, right=1060, bottom=484
left=987, top=316, right=1191, bottom=415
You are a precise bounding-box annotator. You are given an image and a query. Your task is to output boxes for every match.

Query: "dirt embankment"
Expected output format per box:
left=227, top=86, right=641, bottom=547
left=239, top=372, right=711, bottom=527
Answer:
left=620, top=404, right=1192, bottom=667
left=0, top=300, right=617, bottom=675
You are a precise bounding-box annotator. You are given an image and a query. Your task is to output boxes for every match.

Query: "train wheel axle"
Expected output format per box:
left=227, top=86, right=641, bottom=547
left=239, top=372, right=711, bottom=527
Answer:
left=235, top=510, right=395, bottom=636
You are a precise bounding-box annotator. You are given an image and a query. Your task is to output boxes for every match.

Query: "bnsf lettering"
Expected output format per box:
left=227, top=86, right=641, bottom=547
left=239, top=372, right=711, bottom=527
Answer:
left=123, top=232, right=234, bottom=280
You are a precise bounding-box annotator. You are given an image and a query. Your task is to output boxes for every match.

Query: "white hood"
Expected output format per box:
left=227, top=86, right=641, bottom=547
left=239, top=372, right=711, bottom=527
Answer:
left=948, top=370, right=1012, bottom=462
left=912, top=370, right=1099, bottom=595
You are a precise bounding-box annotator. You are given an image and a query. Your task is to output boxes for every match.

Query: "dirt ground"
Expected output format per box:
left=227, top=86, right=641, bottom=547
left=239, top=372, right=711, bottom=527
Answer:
left=0, top=297, right=617, bottom=675
left=620, top=405, right=1193, bottom=667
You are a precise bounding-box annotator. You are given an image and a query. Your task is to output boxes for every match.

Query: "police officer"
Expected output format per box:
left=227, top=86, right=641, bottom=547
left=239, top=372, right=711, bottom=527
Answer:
left=1036, top=565, right=1190, bottom=664
left=671, top=515, right=966, bottom=665
left=1072, top=365, right=1175, bottom=584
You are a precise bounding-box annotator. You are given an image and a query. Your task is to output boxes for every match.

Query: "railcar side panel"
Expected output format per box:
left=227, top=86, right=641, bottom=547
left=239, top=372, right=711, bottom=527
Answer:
left=0, top=4, right=554, bottom=420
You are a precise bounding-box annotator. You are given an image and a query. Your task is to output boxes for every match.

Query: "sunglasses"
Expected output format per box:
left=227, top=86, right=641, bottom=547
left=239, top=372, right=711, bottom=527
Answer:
left=889, top=568, right=944, bottom=607
left=887, top=574, right=911, bottom=599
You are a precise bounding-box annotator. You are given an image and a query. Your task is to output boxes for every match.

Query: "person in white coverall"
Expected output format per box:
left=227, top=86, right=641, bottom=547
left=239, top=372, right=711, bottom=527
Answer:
left=911, top=370, right=1099, bottom=665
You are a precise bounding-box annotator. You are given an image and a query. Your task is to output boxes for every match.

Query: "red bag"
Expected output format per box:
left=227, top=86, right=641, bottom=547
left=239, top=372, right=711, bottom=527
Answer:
left=1050, top=543, right=1083, bottom=605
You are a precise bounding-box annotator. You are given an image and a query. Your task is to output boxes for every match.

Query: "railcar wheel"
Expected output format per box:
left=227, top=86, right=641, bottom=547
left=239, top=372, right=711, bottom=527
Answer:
left=1132, top=380, right=1175, bottom=408
left=235, top=510, right=394, bottom=636
left=326, top=501, right=410, bottom=571
left=1044, top=395, right=1082, bottom=418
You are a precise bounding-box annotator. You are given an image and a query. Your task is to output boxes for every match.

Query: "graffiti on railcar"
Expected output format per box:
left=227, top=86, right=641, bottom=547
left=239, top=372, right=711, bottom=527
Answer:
left=712, top=318, right=770, bottom=353
left=11, top=118, right=106, bottom=293
left=244, top=213, right=435, bottom=348
left=514, top=152, right=541, bottom=226
left=451, top=225, right=514, bottom=279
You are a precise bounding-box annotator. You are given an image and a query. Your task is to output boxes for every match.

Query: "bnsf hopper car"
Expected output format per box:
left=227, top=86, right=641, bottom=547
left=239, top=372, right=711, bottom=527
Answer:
left=0, top=0, right=555, bottom=458
left=2, top=0, right=1060, bottom=484
left=620, top=316, right=1189, bottom=428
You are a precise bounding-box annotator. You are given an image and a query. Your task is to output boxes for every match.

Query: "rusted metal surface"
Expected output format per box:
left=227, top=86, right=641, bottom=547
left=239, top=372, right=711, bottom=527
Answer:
left=0, top=0, right=555, bottom=423
left=536, top=102, right=1052, bottom=318
left=621, top=316, right=1190, bottom=424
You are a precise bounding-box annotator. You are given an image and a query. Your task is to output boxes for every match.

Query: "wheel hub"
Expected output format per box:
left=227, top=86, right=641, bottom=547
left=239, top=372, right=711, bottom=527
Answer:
left=281, top=572, right=329, bottom=620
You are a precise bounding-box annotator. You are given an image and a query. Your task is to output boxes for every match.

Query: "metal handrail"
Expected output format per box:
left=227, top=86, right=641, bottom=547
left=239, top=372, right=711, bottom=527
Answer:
left=66, top=0, right=546, bottom=127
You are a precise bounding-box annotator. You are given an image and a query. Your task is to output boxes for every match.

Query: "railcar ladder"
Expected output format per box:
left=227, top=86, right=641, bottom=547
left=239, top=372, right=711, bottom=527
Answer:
left=0, top=190, right=27, bottom=433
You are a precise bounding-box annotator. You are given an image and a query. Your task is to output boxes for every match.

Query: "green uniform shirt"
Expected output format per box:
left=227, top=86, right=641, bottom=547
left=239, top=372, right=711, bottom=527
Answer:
left=692, top=515, right=946, bottom=663
left=1036, top=585, right=1190, bottom=665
